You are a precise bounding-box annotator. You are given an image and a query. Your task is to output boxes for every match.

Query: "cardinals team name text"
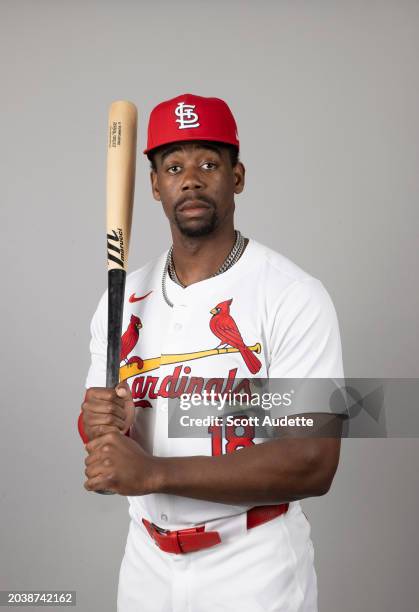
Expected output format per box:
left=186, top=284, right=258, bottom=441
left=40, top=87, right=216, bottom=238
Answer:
left=130, top=366, right=252, bottom=409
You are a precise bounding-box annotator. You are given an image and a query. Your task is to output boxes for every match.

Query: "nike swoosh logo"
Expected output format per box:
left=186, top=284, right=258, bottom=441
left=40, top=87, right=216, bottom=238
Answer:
left=129, top=290, right=153, bottom=303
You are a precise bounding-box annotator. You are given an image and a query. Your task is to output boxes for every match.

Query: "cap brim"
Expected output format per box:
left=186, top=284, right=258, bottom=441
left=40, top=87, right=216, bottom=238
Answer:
left=143, top=135, right=239, bottom=155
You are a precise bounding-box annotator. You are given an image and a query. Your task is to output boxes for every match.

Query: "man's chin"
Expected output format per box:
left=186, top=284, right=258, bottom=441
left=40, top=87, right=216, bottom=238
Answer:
left=175, top=216, right=218, bottom=238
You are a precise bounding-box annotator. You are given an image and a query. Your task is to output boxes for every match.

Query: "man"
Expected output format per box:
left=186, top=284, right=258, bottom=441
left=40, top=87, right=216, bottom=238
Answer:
left=79, top=93, right=344, bottom=611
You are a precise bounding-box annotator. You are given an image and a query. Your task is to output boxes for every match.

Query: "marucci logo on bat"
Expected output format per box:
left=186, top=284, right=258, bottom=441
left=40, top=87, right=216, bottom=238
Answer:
left=107, top=228, right=125, bottom=268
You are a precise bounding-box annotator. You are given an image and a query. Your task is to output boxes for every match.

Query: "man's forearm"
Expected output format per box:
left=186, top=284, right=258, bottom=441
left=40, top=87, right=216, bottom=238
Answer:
left=149, top=437, right=340, bottom=505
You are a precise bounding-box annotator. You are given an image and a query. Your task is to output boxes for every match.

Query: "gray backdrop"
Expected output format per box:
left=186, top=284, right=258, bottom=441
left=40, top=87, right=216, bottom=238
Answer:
left=1, top=1, right=418, bottom=610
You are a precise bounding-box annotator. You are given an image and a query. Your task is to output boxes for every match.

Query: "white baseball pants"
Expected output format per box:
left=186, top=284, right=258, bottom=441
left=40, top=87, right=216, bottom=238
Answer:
left=117, top=503, right=318, bottom=612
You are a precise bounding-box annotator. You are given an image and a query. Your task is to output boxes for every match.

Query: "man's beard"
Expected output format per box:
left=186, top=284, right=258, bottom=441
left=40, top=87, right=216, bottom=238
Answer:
left=174, top=208, right=218, bottom=237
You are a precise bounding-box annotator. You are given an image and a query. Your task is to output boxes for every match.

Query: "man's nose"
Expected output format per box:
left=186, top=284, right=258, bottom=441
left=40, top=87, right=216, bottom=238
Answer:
left=181, top=166, right=206, bottom=191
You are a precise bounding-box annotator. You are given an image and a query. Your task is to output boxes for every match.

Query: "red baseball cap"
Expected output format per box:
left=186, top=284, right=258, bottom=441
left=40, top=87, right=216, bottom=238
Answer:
left=143, top=93, right=239, bottom=155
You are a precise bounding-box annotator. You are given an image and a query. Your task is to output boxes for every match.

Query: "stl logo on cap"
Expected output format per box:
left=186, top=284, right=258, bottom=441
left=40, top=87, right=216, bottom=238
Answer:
left=175, top=102, right=200, bottom=130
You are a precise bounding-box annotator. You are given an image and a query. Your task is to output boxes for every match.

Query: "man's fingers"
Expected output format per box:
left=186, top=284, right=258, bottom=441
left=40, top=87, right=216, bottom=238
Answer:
left=87, top=424, right=121, bottom=441
left=116, top=383, right=135, bottom=412
left=85, top=461, right=110, bottom=478
left=124, top=401, right=135, bottom=430
left=82, top=397, right=126, bottom=420
left=85, top=463, right=102, bottom=478
left=84, top=475, right=114, bottom=492
left=85, top=452, right=104, bottom=466
left=86, top=412, right=126, bottom=430
left=85, top=387, right=126, bottom=408
left=115, top=381, right=132, bottom=399
left=85, top=430, right=120, bottom=452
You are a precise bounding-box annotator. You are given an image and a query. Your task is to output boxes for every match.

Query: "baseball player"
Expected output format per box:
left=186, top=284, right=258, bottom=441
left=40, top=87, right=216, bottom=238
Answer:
left=78, top=93, right=344, bottom=611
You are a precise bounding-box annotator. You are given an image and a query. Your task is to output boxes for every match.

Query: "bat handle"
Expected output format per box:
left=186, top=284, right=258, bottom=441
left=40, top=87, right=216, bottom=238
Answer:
left=106, top=268, right=126, bottom=387
left=95, top=269, right=127, bottom=496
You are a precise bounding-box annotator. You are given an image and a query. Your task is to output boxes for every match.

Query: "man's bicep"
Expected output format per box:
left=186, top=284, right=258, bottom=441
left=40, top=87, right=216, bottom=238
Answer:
left=272, top=413, right=343, bottom=494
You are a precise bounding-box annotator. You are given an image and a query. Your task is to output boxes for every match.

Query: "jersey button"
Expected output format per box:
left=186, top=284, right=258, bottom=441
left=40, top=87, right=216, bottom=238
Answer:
left=173, top=322, right=183, bottom=332
left=160, top=514, right=168, bottom=522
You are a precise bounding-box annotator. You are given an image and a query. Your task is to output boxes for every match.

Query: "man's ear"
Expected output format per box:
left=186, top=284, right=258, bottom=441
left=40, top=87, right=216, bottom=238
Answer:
left=233, top=162, right=245, bottom=195
left=150, top=170, right=161, bottom=202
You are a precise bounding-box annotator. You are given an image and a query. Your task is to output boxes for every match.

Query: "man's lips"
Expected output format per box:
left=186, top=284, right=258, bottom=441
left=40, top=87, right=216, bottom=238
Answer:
left=177, top=200, right=212, bottom=213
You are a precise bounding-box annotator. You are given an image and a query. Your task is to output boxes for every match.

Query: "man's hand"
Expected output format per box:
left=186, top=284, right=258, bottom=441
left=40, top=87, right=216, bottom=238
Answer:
left=81, top=382, right=135, bottom=441
left=84, top=431, right=157, bottom=495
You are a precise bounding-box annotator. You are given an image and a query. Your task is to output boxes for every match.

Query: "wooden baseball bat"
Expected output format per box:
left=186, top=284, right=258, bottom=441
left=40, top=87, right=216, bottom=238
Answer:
left=106, top=100, right=137, bottom=385
left=98, top=100, right=137, bottom=495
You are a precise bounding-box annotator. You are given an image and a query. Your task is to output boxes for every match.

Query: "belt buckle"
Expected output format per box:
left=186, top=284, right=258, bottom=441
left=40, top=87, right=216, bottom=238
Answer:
left=142, top=517, right=221, bottom=554
left=152, top=522, right=170, bottom=536
left=149, top=522, right=183, bottom=554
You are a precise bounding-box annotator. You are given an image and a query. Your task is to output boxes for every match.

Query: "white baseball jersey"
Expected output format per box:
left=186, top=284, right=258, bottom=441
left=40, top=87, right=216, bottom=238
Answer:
left=85, top=237, right=344, bottom=530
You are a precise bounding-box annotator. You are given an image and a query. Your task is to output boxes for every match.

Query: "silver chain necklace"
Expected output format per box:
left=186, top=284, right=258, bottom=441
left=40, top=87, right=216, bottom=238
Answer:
left=162, top=230, right=245, bottom=308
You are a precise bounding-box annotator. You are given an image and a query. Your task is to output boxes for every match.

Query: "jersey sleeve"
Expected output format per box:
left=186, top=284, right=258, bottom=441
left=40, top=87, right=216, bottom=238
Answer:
left=268, top=277, right=344, bottom=379
left=85, top=291, right=108, bottom=389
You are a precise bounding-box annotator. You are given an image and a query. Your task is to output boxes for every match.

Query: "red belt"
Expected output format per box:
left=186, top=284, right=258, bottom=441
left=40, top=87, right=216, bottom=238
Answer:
left=142, top=503, right=289, bottom=555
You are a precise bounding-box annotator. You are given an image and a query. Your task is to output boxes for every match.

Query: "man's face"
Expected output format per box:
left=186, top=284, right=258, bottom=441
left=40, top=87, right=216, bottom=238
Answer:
left=150, top=142, right=245, bottom=238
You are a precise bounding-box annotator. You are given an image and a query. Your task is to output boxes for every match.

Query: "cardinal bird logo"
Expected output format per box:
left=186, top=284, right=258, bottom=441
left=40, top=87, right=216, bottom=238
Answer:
left=120, top=314, right=144, bottom=369
left=209, top=299, right=262, bottom=374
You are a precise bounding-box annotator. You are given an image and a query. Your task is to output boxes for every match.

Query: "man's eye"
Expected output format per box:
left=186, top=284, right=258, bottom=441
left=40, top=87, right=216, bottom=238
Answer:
left=167, top=165, right=181, bottom=174
left=202, top=162, right=217, bottom=170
